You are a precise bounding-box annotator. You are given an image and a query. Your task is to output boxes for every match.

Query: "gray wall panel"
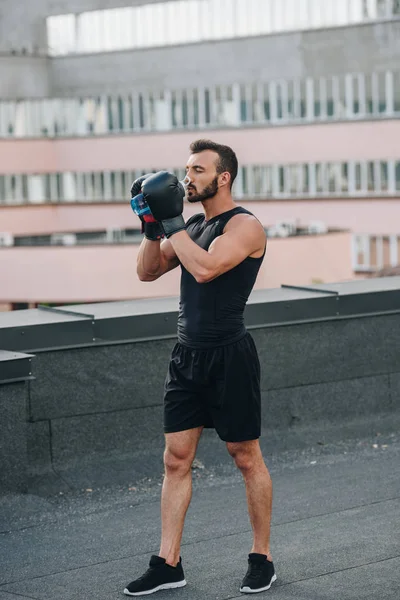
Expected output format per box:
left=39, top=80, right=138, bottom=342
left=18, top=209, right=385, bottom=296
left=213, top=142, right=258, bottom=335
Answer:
left=27, top=420, right=52, bottom=476
left=0, top=383, right=28, bottom=493
left=29, top=339, right=175, bottom=421
left=252, top=314, right=400, bottom=391
left=389, top=372, right=400, bottom=410
left=262, top=374, right=392, bottom=430
left=50, top=405, right=163, bottom=465
left=0, top=56, right=50, bottom=99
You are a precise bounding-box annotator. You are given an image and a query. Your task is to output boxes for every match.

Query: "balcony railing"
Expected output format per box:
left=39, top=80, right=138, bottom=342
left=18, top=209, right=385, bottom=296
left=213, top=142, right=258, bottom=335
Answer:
left=1, top=71, right=400, bottom=138
left=1, top=160, right=400, bottom=206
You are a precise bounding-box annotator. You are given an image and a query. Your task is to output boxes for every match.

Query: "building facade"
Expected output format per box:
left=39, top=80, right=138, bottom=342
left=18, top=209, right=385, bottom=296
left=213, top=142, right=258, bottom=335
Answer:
left=1, top=0, right=400, bottom=308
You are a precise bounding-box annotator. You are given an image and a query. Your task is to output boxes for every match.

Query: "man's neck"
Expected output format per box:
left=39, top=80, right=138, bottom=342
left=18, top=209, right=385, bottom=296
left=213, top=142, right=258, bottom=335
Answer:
left=202, top=195, right=236, bottom=221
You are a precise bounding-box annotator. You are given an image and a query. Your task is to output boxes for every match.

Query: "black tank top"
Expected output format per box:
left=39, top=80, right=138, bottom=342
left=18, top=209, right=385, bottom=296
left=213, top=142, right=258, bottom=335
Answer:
left=177, top=206, right=266, bottom=348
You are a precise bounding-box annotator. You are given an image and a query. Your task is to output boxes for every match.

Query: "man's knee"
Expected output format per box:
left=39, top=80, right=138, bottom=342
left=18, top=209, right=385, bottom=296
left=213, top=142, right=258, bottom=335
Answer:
left=226, top=440, right=261, bottom=474
left=163, top=441, right=196, bottom=475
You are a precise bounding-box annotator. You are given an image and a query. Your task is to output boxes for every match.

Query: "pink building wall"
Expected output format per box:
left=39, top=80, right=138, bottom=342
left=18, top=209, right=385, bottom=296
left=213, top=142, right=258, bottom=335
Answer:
left=1, top=199, right=398, bottom=236
left=0, top=232, right=353, bottom=304
left=1, top=121, right=400, bottom=174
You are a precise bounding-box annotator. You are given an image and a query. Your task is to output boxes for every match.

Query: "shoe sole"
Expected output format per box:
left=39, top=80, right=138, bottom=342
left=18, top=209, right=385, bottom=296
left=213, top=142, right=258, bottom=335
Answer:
left=124, top=579, right=187, bottom=596
left=240, top=574, right=277, bottom=593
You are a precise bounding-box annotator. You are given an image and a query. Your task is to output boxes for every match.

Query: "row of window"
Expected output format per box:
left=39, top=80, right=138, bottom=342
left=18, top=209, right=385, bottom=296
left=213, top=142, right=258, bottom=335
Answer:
left=1, top=70, right=400, bottom=138
left=47, top=0, right=400, bottom=56
left=353, top=234, right=400, bottom=270
left=1, top=160, right=400, bottom=205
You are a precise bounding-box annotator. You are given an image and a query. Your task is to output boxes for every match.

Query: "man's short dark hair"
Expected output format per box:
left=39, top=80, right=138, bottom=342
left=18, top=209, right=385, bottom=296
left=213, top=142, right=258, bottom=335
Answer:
left=189, top=139, right=238, bottom=189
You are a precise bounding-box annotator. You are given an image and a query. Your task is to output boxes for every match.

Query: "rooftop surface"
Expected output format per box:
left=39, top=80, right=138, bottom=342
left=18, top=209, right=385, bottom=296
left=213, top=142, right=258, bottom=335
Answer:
left=1, top=425, right=399, bottom=600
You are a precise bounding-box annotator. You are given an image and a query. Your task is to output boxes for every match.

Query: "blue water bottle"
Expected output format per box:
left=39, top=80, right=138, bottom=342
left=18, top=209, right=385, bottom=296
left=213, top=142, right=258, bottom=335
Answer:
left=130, top=193, right=152, bottom=217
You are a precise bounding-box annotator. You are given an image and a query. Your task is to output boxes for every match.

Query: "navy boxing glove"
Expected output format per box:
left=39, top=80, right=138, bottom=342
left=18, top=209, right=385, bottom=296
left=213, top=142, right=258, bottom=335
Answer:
left=141, top=171, right=186, bottom=238
left=130, top=174, right=164, bottom=241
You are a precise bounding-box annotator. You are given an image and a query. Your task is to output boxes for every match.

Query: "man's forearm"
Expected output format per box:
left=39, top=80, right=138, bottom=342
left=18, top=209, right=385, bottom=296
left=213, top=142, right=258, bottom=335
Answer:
left=137, top=238, right=162, bottom=280
left=169, top=231, right=215, bottom=283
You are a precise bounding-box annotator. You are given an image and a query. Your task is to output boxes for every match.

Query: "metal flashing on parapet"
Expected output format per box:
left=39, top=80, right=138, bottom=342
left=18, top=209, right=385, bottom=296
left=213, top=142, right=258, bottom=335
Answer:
left=0, top=350, right=35, bottom=385
left=281, top=284, right=339, bottom=295
left=0, top=376, right=35, bottom=385
left=37, top=305, right=95, bottom=319
left=1, top=278, right=399, bottom=353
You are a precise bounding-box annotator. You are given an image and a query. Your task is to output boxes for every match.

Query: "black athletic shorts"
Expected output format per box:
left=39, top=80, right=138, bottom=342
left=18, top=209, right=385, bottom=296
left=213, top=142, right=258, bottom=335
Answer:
left=164, top=332, right=261, bottom=442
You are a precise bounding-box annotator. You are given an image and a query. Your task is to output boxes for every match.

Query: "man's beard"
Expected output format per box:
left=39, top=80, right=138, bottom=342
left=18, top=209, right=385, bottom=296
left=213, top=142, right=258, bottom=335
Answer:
left=187, top=176, right=219, bottom=203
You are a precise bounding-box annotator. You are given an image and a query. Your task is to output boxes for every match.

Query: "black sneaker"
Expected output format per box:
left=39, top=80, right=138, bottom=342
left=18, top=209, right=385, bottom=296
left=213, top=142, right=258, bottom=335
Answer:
left=240, top=553, right=277, bottom=594
left=124, top=555, right=187, bottom=596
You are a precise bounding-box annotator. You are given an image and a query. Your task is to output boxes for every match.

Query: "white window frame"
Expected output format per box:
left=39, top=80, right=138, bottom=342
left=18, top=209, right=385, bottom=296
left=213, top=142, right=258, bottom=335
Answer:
left=389, top=235, right=398, bottom=266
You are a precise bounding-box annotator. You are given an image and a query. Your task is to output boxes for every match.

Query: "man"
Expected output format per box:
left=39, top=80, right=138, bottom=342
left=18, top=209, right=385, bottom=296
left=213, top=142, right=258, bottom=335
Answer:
left=125, top=139, right=275, bottom=596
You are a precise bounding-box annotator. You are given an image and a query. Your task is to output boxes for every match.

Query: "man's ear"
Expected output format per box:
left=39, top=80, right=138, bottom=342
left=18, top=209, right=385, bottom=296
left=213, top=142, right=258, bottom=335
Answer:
left=219, top=171, right=231, bottom=188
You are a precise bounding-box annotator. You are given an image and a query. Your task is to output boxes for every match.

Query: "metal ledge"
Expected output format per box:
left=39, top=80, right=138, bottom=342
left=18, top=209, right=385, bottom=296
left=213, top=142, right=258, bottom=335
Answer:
left=0, top=277, right=399, bottom=353
left=0, top=350, right=35, bottom=385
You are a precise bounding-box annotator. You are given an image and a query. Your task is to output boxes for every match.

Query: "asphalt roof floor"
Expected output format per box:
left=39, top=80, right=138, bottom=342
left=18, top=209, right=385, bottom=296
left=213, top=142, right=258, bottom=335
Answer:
left=0, top=429, right=399, bottom=600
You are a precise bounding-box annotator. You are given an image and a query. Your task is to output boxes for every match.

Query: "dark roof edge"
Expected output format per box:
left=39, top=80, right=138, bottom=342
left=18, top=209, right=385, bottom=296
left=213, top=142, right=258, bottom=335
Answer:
left=0, top=278, right=399, bottom=353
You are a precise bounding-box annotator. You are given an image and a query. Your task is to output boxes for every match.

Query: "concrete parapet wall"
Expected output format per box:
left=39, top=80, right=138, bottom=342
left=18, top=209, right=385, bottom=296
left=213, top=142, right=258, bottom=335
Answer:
left=24, top=314, right=400, bottom=476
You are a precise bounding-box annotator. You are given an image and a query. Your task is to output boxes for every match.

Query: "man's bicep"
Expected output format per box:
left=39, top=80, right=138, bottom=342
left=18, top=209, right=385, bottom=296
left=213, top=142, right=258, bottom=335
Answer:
left=207, top=222, right=264, bottom=279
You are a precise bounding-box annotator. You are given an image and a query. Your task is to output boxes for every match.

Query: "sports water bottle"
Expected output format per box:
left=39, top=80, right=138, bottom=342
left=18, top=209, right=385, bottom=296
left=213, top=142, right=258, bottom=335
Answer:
left=130, top=192, right=152, bottom=217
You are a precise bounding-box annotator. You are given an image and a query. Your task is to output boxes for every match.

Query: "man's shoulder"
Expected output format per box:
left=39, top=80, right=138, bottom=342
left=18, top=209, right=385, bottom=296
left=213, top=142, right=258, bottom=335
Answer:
left=225, top=210, right=263, bottom=232
left=186, top=213, right=204, bottom=228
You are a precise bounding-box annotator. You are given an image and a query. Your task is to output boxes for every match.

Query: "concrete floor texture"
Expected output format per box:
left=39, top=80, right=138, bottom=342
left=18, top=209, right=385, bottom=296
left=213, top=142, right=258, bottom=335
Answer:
left=1, top=426, right=400, bottom=600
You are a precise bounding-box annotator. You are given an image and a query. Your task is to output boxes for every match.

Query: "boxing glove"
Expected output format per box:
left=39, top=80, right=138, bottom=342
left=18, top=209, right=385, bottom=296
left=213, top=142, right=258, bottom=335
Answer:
left=130, top=174, right=164, bottom=241
left=141, top=171, right=186, bottom=238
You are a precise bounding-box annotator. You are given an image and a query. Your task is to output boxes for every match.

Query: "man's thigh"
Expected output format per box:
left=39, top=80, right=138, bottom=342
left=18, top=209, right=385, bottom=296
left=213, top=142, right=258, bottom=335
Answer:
left=164, top=343, right=211, bottom=433
left=209, top=333, right=261, bottom=442
left=164, top=426, right=204, bottom=462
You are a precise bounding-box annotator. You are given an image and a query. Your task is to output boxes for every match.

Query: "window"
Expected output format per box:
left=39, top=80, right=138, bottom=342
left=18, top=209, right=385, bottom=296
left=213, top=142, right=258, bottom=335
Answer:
left=215, top=85, right=240, bottom=126
left=395, top=161, right=400, bottom=192
left=393, top=0, right=400, bottom=15
left=380, top=161, right=389, bottom=191
left=371, top=72, right=388, bottom=114
left=365, top=73, right=375, bottom=115
left=315, top=163, right=328, bottom=194
left=252, top=83, right=267, bottom=123
left=284, top=165, right=302, bottom=194
left=327, top=163, right=342, bottom=193
left=204, top=89, right=212, bottom=125
left=316, top=77, right=328, bottom=119
left=353, top=234, right=371, bottom=270
left=278, top=166, right=285, bottom=194
left=354, top=162, right=363, bottom=192
left=301, top=164, right=309, bottom=194
left=393, top=71, right=400, bottom=113
left=239, top=84, right=253, bottom=124
left=240, top=166, right=248, bottom=197
left=367, top=162, right=375, bottom=191
left=289, top=79, right=302, bottom=120
left=341, top=163, right=349, bottom=193
left=276, top=81, right=289, bottom=120
left=46, top=0, right=395, bottom=56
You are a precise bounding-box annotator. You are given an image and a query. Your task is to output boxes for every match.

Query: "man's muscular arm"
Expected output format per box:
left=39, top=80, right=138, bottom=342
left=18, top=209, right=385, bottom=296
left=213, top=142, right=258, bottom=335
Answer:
left=137, top=238, right=180, bottom=281
left=168, top=215, right=266, bottom=284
